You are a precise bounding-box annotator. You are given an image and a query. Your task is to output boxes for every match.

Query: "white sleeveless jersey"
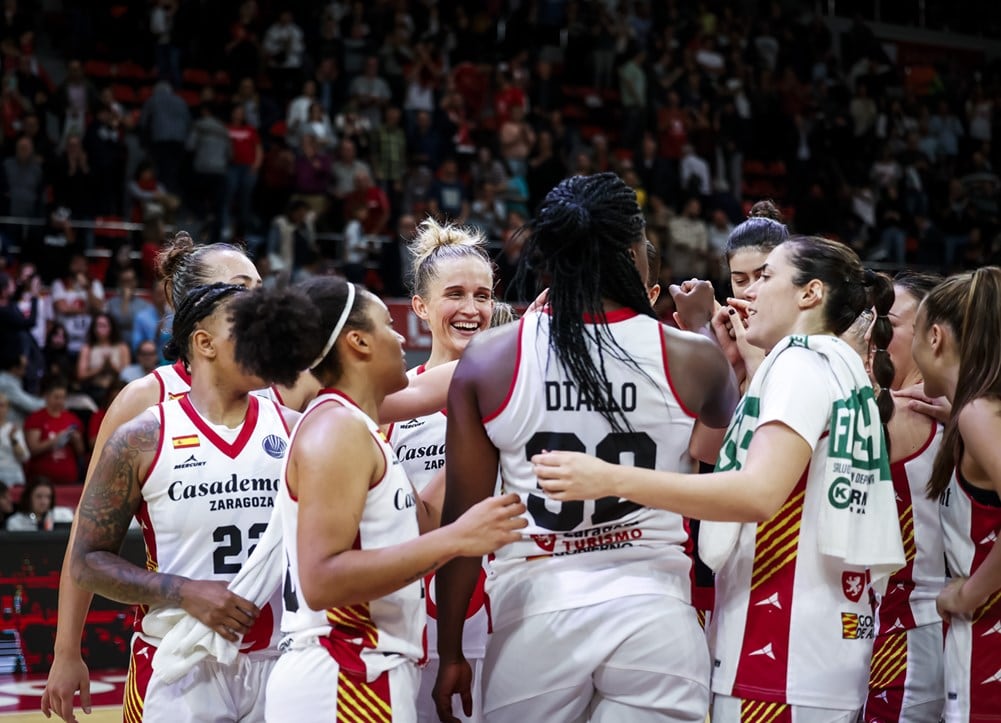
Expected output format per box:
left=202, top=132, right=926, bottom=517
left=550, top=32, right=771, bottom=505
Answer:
left=483, top=309, right=696, bottom=632
left=388, top=365, right=491, bottom=659
left=136, top=394, right=290, bottom=654
left=277, top=389, right=426, bottom=677
left=939, top=472, right=1001, bottom=722
left=877, top=423, right=946, bottom=633
left=151, top=361, right=192, bottom=402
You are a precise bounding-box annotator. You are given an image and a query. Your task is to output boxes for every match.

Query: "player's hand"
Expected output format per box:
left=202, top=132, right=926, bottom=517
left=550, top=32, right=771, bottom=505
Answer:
left=451, top=494, right=526, bottom=557
left=41, top=652, right=91, bottom=722
left=533, top=451, right=615, bottom=500
left=433, top=658, right=474, bottom=722
left=893, top=382, right=951, bottom=423
left=669, top=278, right=716, bottom=331
left=179, top=580, right=260, bottom=642
left=936, top=577, right=984, bottom=625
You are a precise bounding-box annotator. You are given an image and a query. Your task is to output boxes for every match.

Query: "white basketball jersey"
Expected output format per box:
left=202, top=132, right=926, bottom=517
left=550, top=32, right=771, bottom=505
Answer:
left=136, top=394, right=290, bottom=654
left=483, top=310, right=696, bottom=632
left=151, top=361, right=192, bottom=402
left=939, top=472, right=1001, bottom=722
left=277, top=389, right=426, bottom=677
left=388, top=365, right=491, bottom=659
left=878, top=423, right=946, bottom=633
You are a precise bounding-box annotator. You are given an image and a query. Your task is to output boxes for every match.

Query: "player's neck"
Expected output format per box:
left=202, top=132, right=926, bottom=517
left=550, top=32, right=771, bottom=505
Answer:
left=328, top=370, right=383, bottom=423
left=187, top=383, right=251, bottom=428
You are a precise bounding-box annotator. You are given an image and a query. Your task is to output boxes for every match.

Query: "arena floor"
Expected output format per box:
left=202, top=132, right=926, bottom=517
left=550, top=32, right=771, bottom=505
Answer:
left=0, top=671, right=125, bottom=721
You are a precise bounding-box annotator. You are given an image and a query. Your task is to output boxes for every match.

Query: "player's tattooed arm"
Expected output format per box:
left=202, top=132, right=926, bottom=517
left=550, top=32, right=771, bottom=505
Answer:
left=71, top=415, right=184, bottom=607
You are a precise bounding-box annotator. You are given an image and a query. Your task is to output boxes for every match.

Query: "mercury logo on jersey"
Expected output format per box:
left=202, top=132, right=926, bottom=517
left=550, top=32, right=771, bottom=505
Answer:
left=399, top=418, right=425, bottom=430
left=262, top=434, right=287, bottom=459
left=173, top=454, right=207, bottom=470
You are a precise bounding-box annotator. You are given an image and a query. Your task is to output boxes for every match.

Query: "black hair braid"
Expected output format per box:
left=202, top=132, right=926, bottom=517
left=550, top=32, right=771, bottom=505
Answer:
left=865, top=270, right=896, bottom=426
left=522, top=173, right=655, bottom=433
left=163, top=283, right=247, bottom=364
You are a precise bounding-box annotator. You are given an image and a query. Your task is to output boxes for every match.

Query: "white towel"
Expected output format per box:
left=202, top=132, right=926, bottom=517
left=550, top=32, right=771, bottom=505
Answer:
left=148, top=506, right=285, bottom=683
left=699, top=334, right=904, bottom=590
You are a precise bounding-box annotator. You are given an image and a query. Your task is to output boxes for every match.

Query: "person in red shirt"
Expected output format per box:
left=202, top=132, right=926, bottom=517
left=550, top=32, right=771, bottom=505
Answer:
left=223, top=104, right=263, bottom=238
left=24, top=376, right=84, bottom=486
left=345, top=167, right=390, bottom=236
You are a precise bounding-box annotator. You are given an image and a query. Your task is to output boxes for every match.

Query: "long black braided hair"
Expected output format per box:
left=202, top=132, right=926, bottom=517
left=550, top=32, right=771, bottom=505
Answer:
left=519, top=172, right=655, bottom=432
left=163, top=283, right=248, bottom=365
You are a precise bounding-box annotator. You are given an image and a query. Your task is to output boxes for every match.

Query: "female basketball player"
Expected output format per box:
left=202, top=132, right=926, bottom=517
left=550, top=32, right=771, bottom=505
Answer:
left=534, top=235, right=906, bottom=722
left=911, top=268, right=1001, bottom=722
left=434, top=172, right=740, bottom=723
left=71, top=282, right=307, bottom=722
left=43, top=234, right=457, bottom=722
left=387, top=218, right=494, bottom=723
left=228, top=277, right=526, bottom=723
left=862, top=272, right=947, bottom=723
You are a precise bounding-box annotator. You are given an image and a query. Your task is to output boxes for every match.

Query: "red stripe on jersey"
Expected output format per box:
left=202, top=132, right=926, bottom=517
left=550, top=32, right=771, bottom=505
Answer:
left=336, top=668, right=393, bottom=722
left=140, top=407, right=165, bottom=489
left=659, top=326, right=697, bottom=419
left=153, top=368, right=166, bottom=403
left=270, top=384, right=285, bottom=407
left=482, top=316, right=525, bottom=423
left=732, top=472, right=808, bottom=702
left=178, top=394, right=259, bottom=459
left=173, top=360, right=192, bottom=385
left=124, top=636, right=156, bottom=723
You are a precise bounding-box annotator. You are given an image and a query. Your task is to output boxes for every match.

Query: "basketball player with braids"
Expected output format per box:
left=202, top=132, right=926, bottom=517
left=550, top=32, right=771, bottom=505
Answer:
left=228, top=278, right=526, bottom=722
left=911, top=268, right=1001, bottom=722
left=71, top=282, right=306, bottom=722
left=536, top=236, right=907, bottom=722
left=434, top=172, right=739, bottom=722
left=861, top=272, right=946, bottom=723
left=386, top=218, right=495, bottom=723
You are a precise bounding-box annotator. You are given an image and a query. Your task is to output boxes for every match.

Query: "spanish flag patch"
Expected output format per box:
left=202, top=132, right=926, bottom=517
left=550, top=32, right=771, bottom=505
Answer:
left=172, top=435, right=200, bottom=449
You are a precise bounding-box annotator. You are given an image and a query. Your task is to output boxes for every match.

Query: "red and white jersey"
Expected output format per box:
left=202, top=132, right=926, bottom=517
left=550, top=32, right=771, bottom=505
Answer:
left=151, top=361, right=192, bottom=402
left=388, top=365, right=491, bottom=659
left=877, top=423, right=946, bottom=634
left=136, top=394, right=290, bottom=655
left=708, top=348, right=876, bottom=710
left=483, top=309, right=696, bottom=632
left=940, top=472, right=1001, bottom=722
left=277, top=389, right=426, bottom=677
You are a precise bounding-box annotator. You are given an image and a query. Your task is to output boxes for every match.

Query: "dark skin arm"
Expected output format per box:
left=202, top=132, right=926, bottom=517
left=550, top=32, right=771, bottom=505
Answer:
left=434, top=325, right=518, bottom=722
left=661, top=325, right=740, bottom=430
left=70, top=414, right=259, bottom=640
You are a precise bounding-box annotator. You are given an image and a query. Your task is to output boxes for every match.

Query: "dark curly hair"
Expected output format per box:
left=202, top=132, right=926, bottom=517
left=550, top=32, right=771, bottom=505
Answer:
left=230, top=278, right=372, bottom=386
left=519, top=172, right=654, bottom=432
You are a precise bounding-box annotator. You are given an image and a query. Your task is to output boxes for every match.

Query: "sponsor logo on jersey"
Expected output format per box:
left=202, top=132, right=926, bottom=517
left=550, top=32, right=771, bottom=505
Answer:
left=842, top=572, right=865, bottom=602
left=396, top=441, right=445, bottom=462
left=983, top=621, right=1001, bottom=637
left=748, top=642, right=776, bottom=660
left=168, top=392, right=186, bottom=401
left=262, top=434, right=287, bottom=459
left=173, top=454, right=206, bottom=470
left=168, top=473, right=278, bottom=501
left=172, top=434, right=200, bottom=449
left=399, top=418, right=424, bottom=430
left=754, top=592, right=782, bottom=609
left=531, top=534, right=557, bottom=552
left=980, top=530, right=998, bottom=545
left=394, top=487, right=416, bottom=510
left=983, top=668, right=1001, bottom=685
left=840, top=612, right=874, bottom=640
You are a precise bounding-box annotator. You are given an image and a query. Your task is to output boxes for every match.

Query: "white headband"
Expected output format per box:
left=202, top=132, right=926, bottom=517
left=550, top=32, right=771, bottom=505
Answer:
left=309, top=283, right=356, bottom=370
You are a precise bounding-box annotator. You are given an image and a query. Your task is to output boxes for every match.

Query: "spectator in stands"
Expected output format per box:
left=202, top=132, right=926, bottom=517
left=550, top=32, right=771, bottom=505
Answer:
left=403, top=41, right=439, bottom=135
left=51, top=254, right=104, bottom=359
left=286, top=78, right=319, bottom=146
left=350, top=56, right=392, bottom=130
left=223, top=103, right=261, bottom=238
left=17, top=111, right=54, bottom=170
left=128, top=161, right=177, bottom=224
left=24, top=377, right=83, bottom=487
left=313, top=56, right=349, bottom=118
left=105, top=268, right=150, bottom=355
left=371, top=104, right=406, bottom=206
left=0, top=354, right=42, bottom=426
left=342, top=201, right=370, bottom=284
left=75, top=312, right=130, bottom=405
left=131, top=281, right=169, bottom=364
left=51, top=133, right=93, bottom=225
left=84, top=103, right=126, bottom=216
left=5, top=477, right=73, bottom=531
left=267, top=199, right=318, bottom=281
left=0, top=70, right=29, bottom=142
left=51, top=59, right=95, bottom=139
left=0, top=269, right=36, bottom=367
left=42, top=322, right=74, bottom=383
left=3, top=135, right=43, bottom=218
left=187, top=103, right=232, bottom=242
left=527, top=130, right=567, bottom=214
left=499, top=103, right=535, bottom=181
left=263, top=10, right=305, bottom=102
left=679, top=143, right=711, bottom=198
left=150, top=0, right=182, bottom=89
left=292, top=130, right=333, bottom=218
left=468, top=181, right=507, bottom=241
left=302, top=102, right=336, bottom=151
left=139, top=81, right=190, bottom=195
left=120, top=339, right=158, bottom=384
left=0, top=392, right=28, bottom=486
left=634, top=132, right=672, bottom=205
left=224, top=0, right=263, bottom=84
left=408, top=109, right=444, bottom=170
left=330, top=137, right=371, bottom=215
left=619, top=44, right=648, bottom=147
left=429, top=157, right=470, bottom=224
left=85, top=379, right=124, bottom=452
left=669, top=196, right=711, bottom=279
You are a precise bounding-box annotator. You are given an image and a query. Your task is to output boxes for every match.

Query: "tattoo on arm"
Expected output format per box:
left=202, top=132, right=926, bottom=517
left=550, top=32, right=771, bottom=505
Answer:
left=71, top=416, right=184, bottom=607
